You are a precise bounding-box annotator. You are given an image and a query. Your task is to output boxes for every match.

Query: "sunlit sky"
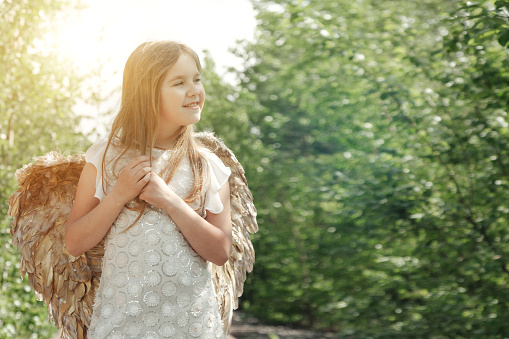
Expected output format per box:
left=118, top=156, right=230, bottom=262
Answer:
left=49, top=0, right=257, bottom=137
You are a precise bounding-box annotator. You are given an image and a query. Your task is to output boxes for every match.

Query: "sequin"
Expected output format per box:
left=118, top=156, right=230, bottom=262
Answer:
left=179, top=272, right=192, bottom=286
left=193, top=285, right=202, bottom=296
left=128, top=240, right=143, bottom=256
left=102, top=303, right=114, bottom=319
left=115, top=212, right=129, bottom=229
left=128, top=260, right=144, bottom=278
left=144, top=210, right=160, bottom=225
left=215, top=324, right=224, bottom=338
left=145, top=270, right=162, bottom=287
left=159, top=322, right=176, bottom=337
left=162, top=261, right=177, bottom=277
left=144, top=229, right=161, bottom=245
left=116, top=292, right=127, bottom=309
left=161, top=240, right=178, bottom=256
left=106, top=244, right=115, bottom=260
left=129, top=222, right=143, bottom=237
left=116, top=232, right=129, bottom=248
left=190, top=261, right=203, bottom=278
left=161, top=281, right=177, bottom=297
left=178, top=251, right=191, bottom=267
left=114, top=272, right=128, bottom=288
left=177, top=292, right=191, bottom=308
left=112, top=311, right=125, bottom=327
left=127, top=281, right=143, bottom=297
left=143, top=291, right=160, bottom=307
left=126, top=301, right=142, bottom=317
left=177, top=312, right=189, bottom=327
left=143, top=311, right=160, bottom=327
left=145, top=250, right=161, bottom=266
left=205, top=313, right=215, bottom=328
left=189, top=322, right=204, bottom=337
left=142, top=331, right=159, bottom=339
left=191, top=301, right=203, bottom=317
left=107, top=230, right=115, bottom=241
left=124, top=322, right=141, bottom=337
left=176, top=232, right=188, bottom=246
left=160, top=219, right=176, bottom=235
left=115, top=251, right=129, bottom=268
left=103, top=284, right=115, bottom=299
left=104, top=263, right=115, bottom=279
left=161, top=301, right=176, bottom=317
left=95, top=323, right=108, bottom=337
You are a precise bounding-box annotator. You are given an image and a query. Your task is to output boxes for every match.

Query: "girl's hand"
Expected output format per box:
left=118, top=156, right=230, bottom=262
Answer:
left=110, top=155, right=152, bottom=204
left=139, top=173, right=180, bottom=210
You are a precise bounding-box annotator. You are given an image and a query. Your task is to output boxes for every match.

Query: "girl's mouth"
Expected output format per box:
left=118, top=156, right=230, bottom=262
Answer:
left=183, top=102, right=199, bottom=108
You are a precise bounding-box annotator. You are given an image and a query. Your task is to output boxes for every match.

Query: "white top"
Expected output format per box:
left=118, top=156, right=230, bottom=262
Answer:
left=85, top=139, right=231, bottom=214
left=85, top=139, right=231, bottom=339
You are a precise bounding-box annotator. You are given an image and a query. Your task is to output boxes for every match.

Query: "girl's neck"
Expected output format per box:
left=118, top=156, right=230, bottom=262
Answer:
left=154, top=128, right=181, bottom=150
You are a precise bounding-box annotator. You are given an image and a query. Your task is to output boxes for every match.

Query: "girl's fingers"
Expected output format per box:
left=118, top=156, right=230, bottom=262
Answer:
left=134, top=166, right=152, bottom=181
left=131, top=160, right=151, bottom=172
left=136, top=172, right=151, bottom=188
left=125, top=157, right=152, bottom=180
left=127, top=155, right=150, bottom=169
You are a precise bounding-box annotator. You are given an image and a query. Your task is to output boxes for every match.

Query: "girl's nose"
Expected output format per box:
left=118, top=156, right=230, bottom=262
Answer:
left=187, top=84, right=200, bottom=96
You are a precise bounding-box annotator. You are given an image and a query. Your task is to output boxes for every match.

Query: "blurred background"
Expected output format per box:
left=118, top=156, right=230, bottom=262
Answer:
left=1, top=0, right=509, bottom=338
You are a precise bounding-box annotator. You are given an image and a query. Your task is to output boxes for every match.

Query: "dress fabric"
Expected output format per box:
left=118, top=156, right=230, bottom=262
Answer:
left=86, top=140, right=230, bottom=339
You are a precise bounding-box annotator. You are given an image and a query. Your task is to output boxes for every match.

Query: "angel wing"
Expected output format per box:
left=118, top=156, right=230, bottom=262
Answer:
left=8, top=151, right=103, bottom=339
left=195, top=131, right=259, bottom=334
left=9, top=133, right=257, bottom=337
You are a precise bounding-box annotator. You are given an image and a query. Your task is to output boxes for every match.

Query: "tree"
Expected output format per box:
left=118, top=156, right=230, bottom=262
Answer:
left=229, top=0, right=509, bottom=337
left=0, top=1, right=94, bottom=337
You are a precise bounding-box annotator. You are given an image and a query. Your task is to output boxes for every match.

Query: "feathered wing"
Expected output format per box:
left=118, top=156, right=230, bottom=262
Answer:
left=9, top=134, right=256, bottom=337
left=195, top=131, right=259, bottom=334
left=8, top=152, right=104, bottom=339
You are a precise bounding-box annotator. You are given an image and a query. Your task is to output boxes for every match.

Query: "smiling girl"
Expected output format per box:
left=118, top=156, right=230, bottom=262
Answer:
left=65, top=41, right=232, bottom=338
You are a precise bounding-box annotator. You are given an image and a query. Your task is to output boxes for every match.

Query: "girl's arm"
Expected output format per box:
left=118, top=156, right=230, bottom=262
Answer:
left=65, top=156, right=152, bottom=256
left=140, top=173, right=232, bottom=266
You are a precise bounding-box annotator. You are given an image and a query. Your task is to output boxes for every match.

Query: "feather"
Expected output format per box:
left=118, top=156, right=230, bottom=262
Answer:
left=8, top=152, right=99, bottom=338
left=8, top=133, right=257, bottom=337
left=195, top=131, right=258, bottom=333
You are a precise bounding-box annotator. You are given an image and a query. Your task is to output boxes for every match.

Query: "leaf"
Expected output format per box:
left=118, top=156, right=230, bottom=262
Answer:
left=498, top=29, right=509, bottom=47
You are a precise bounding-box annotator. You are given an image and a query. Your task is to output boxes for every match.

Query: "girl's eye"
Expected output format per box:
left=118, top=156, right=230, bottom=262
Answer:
left=174, top=81, right=184, bottom=86
left=194, top=78, right=201, bottom=83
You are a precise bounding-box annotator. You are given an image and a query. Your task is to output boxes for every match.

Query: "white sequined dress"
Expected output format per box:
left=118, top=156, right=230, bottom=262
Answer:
left=85, top=140, right=231, bottom=339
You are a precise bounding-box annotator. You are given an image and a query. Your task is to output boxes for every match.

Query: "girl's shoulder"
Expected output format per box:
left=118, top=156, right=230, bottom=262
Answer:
left=85, top=138, right=128, bottom=169
left=85, top=139, right=109, bottom=170
left=198, top=147, right=232, bottom=215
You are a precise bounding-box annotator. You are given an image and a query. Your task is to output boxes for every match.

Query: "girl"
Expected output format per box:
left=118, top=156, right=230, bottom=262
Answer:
left=65, top=41, right=232, bottom=339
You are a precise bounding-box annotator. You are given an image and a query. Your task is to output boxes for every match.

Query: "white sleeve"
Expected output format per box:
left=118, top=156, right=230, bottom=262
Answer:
left=200, top=149, right=232, bottom=215
left=84, top=139, right=108, bottom=201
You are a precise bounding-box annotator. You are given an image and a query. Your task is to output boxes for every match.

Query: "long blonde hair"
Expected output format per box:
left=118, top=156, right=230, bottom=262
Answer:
left=102, top=41, right=207, bottom=219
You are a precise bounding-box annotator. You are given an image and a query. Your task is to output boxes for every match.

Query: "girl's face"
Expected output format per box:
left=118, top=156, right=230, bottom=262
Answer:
left=158, top=53, right=205, bottom=137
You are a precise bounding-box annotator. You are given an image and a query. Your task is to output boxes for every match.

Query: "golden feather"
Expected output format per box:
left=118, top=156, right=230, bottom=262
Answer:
left=9, top=152, right=100, bottom=338
left=9, top=133, right=257, bottom=337
left=195, top=131, right=258, bottom=334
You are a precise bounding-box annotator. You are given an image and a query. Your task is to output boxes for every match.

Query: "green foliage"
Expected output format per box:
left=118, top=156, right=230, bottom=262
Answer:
left=0, top=0, right=92, bottom=337
left=222, top=0, right=509, bottom=337
left=3, top=0, right=509, bottom=337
